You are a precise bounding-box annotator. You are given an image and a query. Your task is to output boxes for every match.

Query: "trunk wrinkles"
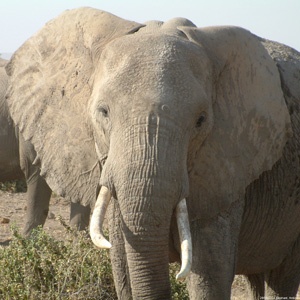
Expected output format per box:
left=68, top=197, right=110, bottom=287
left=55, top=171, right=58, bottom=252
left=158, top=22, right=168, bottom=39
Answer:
left=113, top=113, right=188, bottom=233
left=101, top=114, right=189, bottom=299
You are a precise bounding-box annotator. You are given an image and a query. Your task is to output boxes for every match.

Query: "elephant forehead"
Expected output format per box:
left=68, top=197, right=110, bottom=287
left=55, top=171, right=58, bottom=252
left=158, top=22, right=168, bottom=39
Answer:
left=104, top=33, right=187, bottom=61
left=97, top=34, right=209, bottom=105
left=96, top=66, right=205, bottom=116
left=101, top=33, right=208, bottom=78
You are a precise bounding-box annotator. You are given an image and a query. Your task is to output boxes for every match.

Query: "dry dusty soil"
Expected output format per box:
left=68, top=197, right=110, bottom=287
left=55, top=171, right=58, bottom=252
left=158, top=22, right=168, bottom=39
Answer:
left=0, top=190, right=70, bottom=244
left=0, top=190, right=299, bottom=299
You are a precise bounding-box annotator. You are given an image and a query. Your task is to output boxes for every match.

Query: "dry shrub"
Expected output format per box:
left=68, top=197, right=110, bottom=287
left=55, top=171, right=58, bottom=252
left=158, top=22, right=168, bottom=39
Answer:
left=0, top=221, right=188, bottom=299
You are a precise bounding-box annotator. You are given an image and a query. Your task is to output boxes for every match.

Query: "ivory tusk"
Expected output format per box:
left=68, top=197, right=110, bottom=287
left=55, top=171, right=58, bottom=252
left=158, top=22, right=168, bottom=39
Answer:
left=90, top=186, right=112, bottom=249
left=175, top=198, right=192, bottom=281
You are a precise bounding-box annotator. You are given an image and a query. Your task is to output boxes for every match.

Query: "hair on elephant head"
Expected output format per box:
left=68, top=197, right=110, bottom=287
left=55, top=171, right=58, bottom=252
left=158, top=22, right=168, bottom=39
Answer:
left=6, top=7, right=292, bottom=299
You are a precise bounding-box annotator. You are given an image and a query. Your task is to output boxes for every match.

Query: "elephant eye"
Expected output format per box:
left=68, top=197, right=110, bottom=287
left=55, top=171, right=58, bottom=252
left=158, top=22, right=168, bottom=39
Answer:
left=196, top=112, right=207, bottom=128
left=99, top=106, right=109, bottom=118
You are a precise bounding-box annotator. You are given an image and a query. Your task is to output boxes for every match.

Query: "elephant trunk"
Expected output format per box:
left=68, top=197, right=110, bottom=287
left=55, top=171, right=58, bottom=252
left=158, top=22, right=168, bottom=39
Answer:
left=124, top=224, right=171, bottom=299
left=117, top=175, right=177, bottom=299
left=90, top=189, right=192, bottom=291
left=91, top=115, right=192, bottom=298
left=90, top=172, right=192, bottom=298
left=121, top=196, right=192, bottom=299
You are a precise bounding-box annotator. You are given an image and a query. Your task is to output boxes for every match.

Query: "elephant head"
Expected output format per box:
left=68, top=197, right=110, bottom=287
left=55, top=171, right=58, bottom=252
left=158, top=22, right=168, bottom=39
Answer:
left=6, top=7, right=291, bottom=299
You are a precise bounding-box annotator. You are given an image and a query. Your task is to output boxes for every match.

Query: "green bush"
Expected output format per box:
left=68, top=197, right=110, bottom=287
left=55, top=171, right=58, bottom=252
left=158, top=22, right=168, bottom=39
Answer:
left=0, top=222, right=188, bottom=299
left=0, top=224, right=116, bottom=299
left=170, top=263, right=189, bottom=300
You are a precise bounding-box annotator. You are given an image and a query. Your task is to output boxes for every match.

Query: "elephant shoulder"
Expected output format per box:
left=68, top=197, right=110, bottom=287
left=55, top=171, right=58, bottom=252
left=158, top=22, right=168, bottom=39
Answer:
left=261, top=38, right=300, bottom=100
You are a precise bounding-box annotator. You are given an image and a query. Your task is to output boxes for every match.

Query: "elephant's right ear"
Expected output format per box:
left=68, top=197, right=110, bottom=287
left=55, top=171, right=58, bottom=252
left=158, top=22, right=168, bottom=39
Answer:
left=6, top=7, right=144, bottom=205
left=179, top=25, right=292, bottom=221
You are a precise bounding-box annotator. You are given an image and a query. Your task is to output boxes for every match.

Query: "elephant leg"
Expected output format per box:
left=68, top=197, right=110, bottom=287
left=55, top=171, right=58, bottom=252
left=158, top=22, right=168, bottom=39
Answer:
left=187, top=200, right=244, bottom=300
left=19, top=135, right=52, bottom=236
left=108, top=198, right=132, bottom=299
left=245, top=273, right=265, bottom=300
left=265, top=235, right=300, bottom=298
left=69, top=202, right=91, bottom=230
left=23, top=172, right=52, bottom=236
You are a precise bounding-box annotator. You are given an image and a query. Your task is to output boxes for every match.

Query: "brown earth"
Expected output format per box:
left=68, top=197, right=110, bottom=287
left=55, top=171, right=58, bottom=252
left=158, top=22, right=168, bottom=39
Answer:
left=0, top=190, right=70, bottom=245
left=0, top=190, right=298, bottom=299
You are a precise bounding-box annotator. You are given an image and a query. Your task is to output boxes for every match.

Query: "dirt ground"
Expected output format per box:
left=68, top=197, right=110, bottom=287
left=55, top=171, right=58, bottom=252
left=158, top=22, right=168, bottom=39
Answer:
left=0, top=190, right=298, bottom=299
left=0, top=190, right=70, bottom=244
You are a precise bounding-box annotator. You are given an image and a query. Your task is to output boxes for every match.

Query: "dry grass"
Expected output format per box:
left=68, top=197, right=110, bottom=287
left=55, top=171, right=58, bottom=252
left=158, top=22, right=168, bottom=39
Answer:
left=0, top=222, right=188, bottom=299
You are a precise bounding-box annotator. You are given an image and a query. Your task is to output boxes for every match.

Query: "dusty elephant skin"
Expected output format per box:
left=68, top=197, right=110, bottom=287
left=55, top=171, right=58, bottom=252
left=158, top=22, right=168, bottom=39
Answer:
left=5, top=7, right=300, bottom=299
left=0, top=58, right=22, bottom=183
left=0, top=59, right=90, bottom=235
left=237, top=40, right=300, bottom=299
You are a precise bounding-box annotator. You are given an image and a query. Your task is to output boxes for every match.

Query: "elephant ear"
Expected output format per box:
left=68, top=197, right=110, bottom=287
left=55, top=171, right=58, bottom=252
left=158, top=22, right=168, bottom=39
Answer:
left=6, top=7, right=143, bottom=205
left=180, top=26, right=292, bottom=221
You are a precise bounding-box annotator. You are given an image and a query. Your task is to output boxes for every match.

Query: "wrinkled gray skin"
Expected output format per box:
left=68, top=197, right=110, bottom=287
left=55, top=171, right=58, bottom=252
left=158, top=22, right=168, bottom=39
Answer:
left=239, top=40, right=300, bottom=299
left=0, top=58, right=90, bottom=235
left=5, top=8, right=300, bottom=299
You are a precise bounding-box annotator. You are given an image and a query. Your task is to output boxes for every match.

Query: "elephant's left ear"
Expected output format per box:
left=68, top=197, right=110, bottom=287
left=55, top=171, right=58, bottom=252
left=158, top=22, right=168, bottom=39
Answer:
left=5, top=8, right=144, bottom=205
left=179, top=26, right=292, bottom=220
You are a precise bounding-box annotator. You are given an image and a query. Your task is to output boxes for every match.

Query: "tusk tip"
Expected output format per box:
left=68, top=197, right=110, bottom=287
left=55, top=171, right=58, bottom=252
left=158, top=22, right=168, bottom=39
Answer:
left=176, top=269, right=189, bottom=281
left=99, top=240, right=112, bottom=249
left=91, top=234, right=112, bottom=249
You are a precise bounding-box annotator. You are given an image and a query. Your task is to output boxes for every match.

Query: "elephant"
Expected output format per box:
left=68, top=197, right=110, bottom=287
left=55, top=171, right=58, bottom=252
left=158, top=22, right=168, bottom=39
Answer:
left=239, top=38, right=300, bottom=299
left=4, top=7, right=300, bottom=299
left=0, top=58, right=91, bottom=235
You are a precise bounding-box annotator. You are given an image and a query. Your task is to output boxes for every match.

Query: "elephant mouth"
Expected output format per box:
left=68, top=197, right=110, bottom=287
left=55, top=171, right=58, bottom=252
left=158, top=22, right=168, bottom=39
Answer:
left=89, top=185, right=192, bottom=280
